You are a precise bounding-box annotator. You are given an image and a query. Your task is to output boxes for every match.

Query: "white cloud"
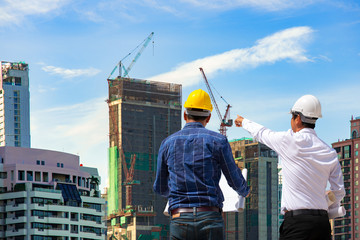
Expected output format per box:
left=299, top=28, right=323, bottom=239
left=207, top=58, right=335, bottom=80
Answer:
left=31, top=97, right=109, bottom=189
left=0, top=0, right=68, bottom=26
left=312, top=55, right=332, bottom=62
left=149, top=26, right=314, bottom=86
left=42, top=65, right=101, bottom=79
left=181, top=0, right=315, bottom=11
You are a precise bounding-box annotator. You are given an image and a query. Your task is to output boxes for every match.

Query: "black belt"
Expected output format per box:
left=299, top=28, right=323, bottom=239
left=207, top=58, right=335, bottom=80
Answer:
left=285, top=209, right=328, bottom=218
left=171, top=206, right=221, bottom=215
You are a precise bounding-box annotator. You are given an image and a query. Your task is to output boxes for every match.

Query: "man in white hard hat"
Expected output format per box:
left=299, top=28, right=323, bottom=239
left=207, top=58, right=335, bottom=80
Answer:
left=154, top=89, right=249, bottom=240
left=235, top=95, right=345, bottom=240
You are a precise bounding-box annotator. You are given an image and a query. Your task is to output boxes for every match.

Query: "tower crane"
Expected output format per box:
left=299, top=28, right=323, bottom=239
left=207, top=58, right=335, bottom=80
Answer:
left=108, top=32, right=154, bottom=80
left=199, top=67, right=233, bottom=136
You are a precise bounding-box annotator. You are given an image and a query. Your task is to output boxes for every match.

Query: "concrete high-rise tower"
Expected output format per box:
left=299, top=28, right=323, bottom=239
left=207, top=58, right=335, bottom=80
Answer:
left=0, top=61, right=30, bottom=147
left=107, top=77, right=181, bottom=239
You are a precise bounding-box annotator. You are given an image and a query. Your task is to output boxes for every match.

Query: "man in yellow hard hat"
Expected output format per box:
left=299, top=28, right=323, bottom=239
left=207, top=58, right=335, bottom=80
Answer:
left=235, top=95, right=345, bottom=240
left=154, top=89, right=249, bottom=240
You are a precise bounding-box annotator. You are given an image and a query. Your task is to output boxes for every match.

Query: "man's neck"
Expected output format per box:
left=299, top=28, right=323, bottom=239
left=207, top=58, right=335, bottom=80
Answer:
left=186, top=119, right=207, bottom=127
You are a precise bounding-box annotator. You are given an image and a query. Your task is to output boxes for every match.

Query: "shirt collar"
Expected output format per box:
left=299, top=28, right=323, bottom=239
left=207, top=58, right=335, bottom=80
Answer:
left=183, top=122, right=205, bottom=129
left=298, top=128, right=317, bottom=136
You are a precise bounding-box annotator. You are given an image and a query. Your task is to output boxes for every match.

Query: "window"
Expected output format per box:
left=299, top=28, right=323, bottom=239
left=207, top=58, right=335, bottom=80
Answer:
left=357, top=159, right=359, bottom=164
left=27, top=171, right=33, bottom=181
left=57, top=163, right=60, bottom=167
left=43, top=172, right=48, bottom=182
left=61, top=163, right=64, bottom=168
left=41, top=160, right=45, bottom=165
left=357, top=144, right=359, bottom=149
left=344, top=146, right=351, bottom=159
left=356, top=181, right=359, bottom=186
left=36, top=160, right=40, bottom=165
left=18, top=170, right=25, bottom=180
left=356, top=151, right=359, bottom=156
left=0, top=172, right=7, bottom=179
left=35, top=172, right=41, bottom=182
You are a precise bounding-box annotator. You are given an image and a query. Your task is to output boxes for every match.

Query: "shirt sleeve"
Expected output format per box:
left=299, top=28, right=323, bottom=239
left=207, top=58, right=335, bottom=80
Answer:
left=220, top=138, right=250, bottom=197
left=329, top=159, right=346, bottom=206
left=153, top=140, right=170, bottom=197
left=242, top=118, right=287, bottom=155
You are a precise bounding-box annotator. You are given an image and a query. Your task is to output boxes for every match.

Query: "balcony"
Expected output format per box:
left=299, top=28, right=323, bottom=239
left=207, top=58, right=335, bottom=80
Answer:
left=5, top=228, right=26, bottom=237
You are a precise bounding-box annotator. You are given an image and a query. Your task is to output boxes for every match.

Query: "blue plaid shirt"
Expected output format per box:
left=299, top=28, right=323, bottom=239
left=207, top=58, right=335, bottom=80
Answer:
left=153, top=122, right=249, bottom=211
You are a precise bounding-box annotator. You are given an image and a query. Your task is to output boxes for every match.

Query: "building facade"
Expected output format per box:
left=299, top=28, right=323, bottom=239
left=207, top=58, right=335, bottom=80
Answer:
left=332, top=116, right=360, bottom=240
left=107, top=77, right=181, bottom=239
left=278, top=166, right=284, bottom=231
left=228, top=138, right=279, bottom=240
left=0, top=146, right=106, bottom=240
left=0, top=61, right=30, bottom=148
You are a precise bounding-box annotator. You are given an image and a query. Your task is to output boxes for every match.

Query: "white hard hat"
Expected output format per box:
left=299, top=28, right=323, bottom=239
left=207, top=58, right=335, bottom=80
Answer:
left=290, top=95, right=322, bottom=123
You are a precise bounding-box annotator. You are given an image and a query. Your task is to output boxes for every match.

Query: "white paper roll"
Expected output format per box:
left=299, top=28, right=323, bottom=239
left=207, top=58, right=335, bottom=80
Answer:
left=328, top=206, right=346, bottom=219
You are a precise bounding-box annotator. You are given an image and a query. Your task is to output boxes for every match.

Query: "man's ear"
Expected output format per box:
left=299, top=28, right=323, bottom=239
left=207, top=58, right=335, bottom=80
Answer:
left=184, top=110, right=188, bottom=121
left=206, top=113, right=211, bottom=123
left=295, top=114, right=303, bottom=127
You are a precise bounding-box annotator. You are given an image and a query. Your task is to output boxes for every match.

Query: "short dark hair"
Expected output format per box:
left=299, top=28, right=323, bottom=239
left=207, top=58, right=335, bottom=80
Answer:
left=187, top=114, right=208, bottom=121
left=302, top=122, right=315, bottom=129
left=292, top=112, right=315, bottom=129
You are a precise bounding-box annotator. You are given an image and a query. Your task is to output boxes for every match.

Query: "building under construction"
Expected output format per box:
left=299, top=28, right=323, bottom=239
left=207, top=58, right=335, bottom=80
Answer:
left=107, top=77, right=182, bottom=239
left=228, top=138, right=279, bottom=240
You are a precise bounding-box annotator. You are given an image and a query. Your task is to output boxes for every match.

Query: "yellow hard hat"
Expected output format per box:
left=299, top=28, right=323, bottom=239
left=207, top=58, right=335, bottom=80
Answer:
left=184, top=89, right=213, bottom=112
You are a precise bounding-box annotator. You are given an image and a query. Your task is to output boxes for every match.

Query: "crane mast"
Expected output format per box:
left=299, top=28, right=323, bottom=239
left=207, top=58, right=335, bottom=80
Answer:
left=199, top=67, right=232, bottom=136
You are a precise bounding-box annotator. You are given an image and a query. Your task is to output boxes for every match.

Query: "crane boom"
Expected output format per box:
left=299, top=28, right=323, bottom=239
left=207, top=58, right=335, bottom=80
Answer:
left=199, top=68, right=222, bottom=121
left=199, top=67, right=232, bottom=136
left=108, top=32, right=154, bottom=80
left=123, top=32, right=154, bottom=78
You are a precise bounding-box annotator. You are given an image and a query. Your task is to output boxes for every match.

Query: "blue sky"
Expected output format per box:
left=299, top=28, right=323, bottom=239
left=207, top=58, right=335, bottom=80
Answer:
left=1, top=0, right=360, bottom=190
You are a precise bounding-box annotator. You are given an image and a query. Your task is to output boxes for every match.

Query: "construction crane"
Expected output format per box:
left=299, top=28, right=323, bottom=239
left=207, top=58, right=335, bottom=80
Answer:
left=120, top=150, right=140, bottom=208
left=199, top=67, right=233, bottom=136
left=108, top=32, right=154, bottom=80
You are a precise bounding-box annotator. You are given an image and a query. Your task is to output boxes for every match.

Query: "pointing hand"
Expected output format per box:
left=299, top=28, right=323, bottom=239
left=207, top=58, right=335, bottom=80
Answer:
left=235, top=115, right=244, bottom=127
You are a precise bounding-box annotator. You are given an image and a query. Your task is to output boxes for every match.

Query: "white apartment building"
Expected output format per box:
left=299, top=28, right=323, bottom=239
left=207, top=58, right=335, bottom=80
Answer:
left=0, top=61, right=30, bottom=147
left=0, top=146, right=106, bottom=240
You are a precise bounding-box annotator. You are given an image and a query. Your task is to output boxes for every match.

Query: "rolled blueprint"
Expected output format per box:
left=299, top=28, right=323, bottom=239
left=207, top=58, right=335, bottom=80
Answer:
left=328, top=206, right=346, bottom=219
left=326, top=190, right=346, bottom=219
left=235, top=168, right=248, bottom=211
left=326, top=191, right=336, bottom=206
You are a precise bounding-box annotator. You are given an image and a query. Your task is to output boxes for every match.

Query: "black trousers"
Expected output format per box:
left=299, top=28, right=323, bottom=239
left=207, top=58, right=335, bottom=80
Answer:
left=280, top=213, right=331, bottom=240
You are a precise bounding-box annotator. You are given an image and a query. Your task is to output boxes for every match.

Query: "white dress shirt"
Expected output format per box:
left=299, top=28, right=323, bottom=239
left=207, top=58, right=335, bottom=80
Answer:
left=242, top=118, right=345, bottom=214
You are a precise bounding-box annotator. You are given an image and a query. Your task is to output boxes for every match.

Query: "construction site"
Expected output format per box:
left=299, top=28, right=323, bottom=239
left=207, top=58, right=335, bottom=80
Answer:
left=105, top=33, right=279, bottom=240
